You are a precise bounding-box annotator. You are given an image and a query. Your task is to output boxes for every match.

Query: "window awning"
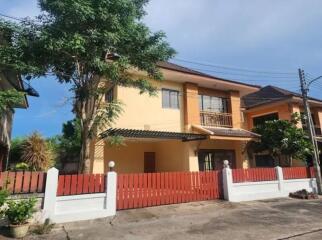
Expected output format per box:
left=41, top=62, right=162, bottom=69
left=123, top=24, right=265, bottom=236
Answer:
left=100, top=128, right=207, bottom=142
left=192, top=125, right=260, bottom=141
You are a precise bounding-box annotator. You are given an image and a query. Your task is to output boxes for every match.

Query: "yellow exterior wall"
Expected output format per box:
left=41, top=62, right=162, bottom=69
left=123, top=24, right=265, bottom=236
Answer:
left=114, top=80, right=184, bottom=132
left=103, top=140, right=188, bottom=173
left=104, top=141, right=157, bottom=173
left=155, top=141, right=188, bottom=172
left=91, top=139, right=105, bottom=174
left=99, top=138, right=246, bottom=173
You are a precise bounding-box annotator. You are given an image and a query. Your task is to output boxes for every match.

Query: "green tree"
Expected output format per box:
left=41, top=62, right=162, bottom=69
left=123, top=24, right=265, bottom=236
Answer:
left=58, top=118, right=82, bottom=167
left=250, top=114, right=313, bottom=166
left=0, top=0, right=175, bottom=173
left=0, top=89, right=24, bottom=114
left=8, top=137, right=26, bottom=165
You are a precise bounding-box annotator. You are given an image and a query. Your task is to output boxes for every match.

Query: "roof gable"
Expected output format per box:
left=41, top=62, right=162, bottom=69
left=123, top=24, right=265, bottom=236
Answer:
left=243, top=85, right=322, bottom=109
left=156, top=61, right=261, bottom=89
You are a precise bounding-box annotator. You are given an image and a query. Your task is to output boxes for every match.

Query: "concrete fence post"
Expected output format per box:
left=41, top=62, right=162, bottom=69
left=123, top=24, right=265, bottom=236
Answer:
left=275, top=166, right=284, bottom=193
left=42, top=167, right=59, bottom=221
left=105, top=171, right=117, bottom=215
left=222, top=166, right=233, bottom=201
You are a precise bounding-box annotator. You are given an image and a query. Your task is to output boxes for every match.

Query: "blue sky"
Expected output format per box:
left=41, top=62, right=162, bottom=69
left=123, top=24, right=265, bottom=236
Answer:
left=2, top=0, right=322, bottom=137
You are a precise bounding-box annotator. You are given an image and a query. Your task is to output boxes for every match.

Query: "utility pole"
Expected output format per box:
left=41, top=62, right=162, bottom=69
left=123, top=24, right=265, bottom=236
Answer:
left=298, top=68, right=322, bottom=194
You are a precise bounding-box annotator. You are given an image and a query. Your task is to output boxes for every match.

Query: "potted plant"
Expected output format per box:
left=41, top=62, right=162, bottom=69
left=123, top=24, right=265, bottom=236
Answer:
left=5, top=198, right=36, bottom=238
left=0, top=189, right=8, bottom=218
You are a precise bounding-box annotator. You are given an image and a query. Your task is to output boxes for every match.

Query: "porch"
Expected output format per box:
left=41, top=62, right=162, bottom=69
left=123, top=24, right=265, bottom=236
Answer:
left=91, top=128, right=256, bottom=174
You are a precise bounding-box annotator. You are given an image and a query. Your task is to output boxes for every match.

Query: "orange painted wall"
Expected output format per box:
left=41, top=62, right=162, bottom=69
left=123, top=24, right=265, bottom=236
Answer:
left=230, top=91, right=241, bottom=128
left=246, top=102, right=292, bottom=130
left=312, top=108, right=322, bottom=128
left=183, top=83, right=200, bottom=128
left=183, top=85, right=241, bottom=128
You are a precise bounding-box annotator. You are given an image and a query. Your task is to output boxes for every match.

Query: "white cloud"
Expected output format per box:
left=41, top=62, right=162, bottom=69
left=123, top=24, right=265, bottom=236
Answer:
left=143, top=0, right=322, bottom=76
left=144, top=0, right=322, bottom=50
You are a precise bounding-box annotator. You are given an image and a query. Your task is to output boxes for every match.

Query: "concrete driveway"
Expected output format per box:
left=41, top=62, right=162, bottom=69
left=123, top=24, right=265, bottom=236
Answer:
left=22, top=198, right=322, bottom=239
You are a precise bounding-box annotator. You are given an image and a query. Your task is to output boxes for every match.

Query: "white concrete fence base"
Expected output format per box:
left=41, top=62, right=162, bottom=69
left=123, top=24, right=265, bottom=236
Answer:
left=42, top=168, right=117, bottom=224
left=40, top=166, right=317, bottom=224
left=222, top=166, right=317, bottom=202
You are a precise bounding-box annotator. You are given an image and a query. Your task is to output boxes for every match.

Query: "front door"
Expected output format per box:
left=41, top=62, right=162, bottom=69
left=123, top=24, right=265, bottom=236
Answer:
left=198, top=150, right=236, bottom=171
left=144, top=152, right=156, bottom=173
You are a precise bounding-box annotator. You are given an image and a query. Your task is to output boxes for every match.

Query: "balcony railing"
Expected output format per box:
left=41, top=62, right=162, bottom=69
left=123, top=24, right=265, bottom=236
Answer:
left=200, top=111, right=233, bottom=128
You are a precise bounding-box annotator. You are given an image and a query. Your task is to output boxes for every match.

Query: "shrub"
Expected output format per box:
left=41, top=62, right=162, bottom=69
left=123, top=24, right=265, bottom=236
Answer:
left=5, top=198, right=37, bottom=225
left=0, top=189, right=9, bottom=217
left=8, top=137, right=26, bottom=167
left=14, top=162, right=31, bottom=171
left=32, top=219, right=55, bottom=235
left=21, top=132, right=54, bottom=171
left=0, top=189, right=8, bottom=207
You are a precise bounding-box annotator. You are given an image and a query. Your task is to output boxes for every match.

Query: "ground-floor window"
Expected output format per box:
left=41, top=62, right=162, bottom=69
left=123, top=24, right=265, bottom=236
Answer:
left=198, top=150, right=236, bottom=171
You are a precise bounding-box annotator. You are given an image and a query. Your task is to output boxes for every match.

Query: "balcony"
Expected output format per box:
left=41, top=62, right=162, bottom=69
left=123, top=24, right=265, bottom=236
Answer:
left=200, top=111, right=233, bottom=128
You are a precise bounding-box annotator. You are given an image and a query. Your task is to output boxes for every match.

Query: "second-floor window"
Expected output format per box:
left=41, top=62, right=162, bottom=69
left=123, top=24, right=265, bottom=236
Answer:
left=199, top=95, right=228, bottom=113
left=253, top=112, right=278, bottom=127
left=162, top=89, right=179, bottom=109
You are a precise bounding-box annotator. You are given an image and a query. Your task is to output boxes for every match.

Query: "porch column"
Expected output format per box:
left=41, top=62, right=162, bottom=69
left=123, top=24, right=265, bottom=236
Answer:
left=184, top=141, right=199, bottom=171
left=229, top=91, right=241, bottom=128
left=184, top=83, right=200, bottom=130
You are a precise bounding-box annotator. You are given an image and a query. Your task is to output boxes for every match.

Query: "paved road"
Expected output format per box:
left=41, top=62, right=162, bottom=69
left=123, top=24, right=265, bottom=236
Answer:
left=9, top=198, right=322, bottom=239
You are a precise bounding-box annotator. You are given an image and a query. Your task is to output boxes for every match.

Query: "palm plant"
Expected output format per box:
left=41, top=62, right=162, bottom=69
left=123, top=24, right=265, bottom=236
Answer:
left=21, top=132, right=54, bottom=171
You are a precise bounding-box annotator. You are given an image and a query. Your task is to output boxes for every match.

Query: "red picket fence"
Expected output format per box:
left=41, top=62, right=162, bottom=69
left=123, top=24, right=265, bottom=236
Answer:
left=232, top=168, right=277, bottom=183
left=0, top=171, right=46, bottom=194
left=57, top=174, right=105, bottom=196
left=117, top=171, right=223, bottom=210
left=282, top=167, right=315, bottom=180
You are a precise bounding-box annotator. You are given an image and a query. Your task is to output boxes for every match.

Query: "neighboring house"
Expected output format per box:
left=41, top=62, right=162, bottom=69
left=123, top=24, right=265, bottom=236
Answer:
left=90, top=62, right=262, bottom=174
left=0, top=70, right=29, bottom=171
left=242, top=85, right=322, bottom=167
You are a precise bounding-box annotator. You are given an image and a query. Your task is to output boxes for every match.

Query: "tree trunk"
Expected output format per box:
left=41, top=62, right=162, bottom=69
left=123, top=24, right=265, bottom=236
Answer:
left=76, top=75, right=101, bottom=173
left=289, top=156, right=293, bottom=167
left=79, top=127, right=92, bottom=173
left=78, top=97, right=96, bottom=174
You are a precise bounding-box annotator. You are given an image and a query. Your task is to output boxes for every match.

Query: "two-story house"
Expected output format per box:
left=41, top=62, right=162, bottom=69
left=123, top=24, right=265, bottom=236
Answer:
left=90, top=62, right=262, bottom=174
left=242, top=85, right=322, bottom=167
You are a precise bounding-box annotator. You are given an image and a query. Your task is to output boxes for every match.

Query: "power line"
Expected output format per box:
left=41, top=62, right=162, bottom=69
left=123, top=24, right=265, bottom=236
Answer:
left=173, top=58, right=297, bottom=76
left=188, top=67, right=298, bottom=80
left=0, top=12, right=311, bottom=96
left=0, top=13, right=24, bottom=22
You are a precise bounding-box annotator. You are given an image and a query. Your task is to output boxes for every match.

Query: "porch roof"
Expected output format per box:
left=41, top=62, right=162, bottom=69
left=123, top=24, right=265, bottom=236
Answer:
left=192, top=125, right=260, bottom=140
left=100, top=128, right=207, bottom=142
